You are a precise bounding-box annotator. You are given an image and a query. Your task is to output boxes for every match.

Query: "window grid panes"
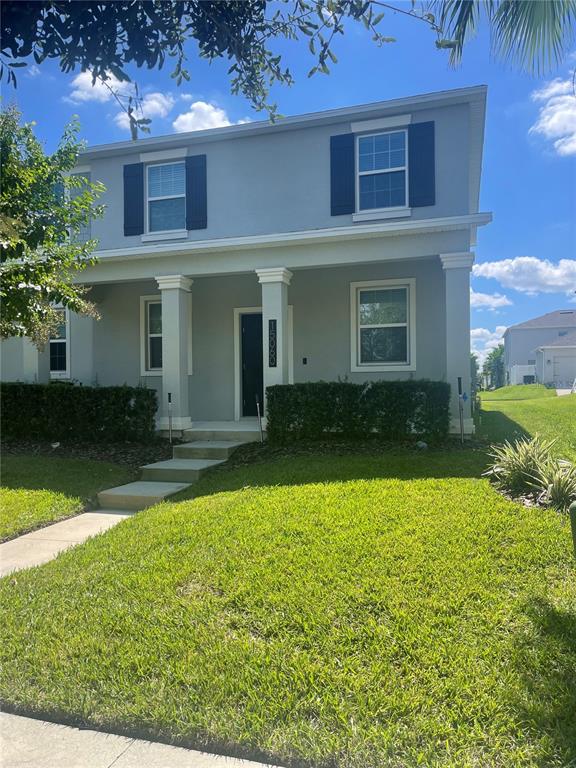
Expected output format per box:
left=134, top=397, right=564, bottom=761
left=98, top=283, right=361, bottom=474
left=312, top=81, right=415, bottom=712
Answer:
left=357, top=286, right=409, bottom=365
left=146, top=301, right=162, bottom=370
left=357, top=130, right=407, bottom=211
left=49, top=309, right=68, bottom=376
left=147, top=162, right=186, bottom=232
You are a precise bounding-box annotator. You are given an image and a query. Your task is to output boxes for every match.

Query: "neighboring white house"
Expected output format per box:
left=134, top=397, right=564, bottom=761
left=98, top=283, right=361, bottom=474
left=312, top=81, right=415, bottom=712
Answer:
left=504, top=310, right=576, bottom=387
left=536, top=330, right=576, bottom=389
left=0, top=86, right=492, bottom=434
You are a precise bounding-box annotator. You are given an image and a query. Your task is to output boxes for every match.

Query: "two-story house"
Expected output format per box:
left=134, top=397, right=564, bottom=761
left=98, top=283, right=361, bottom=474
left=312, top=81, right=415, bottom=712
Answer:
left=504, top=310, right=576, bottom=387
left=1, top=86, right=491, bottom=434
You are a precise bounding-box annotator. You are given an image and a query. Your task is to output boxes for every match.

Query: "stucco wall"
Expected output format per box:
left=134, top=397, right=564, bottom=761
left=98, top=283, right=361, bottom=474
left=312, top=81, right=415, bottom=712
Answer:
left=79, top=255, right=448, bottom=421
left=505, top=327, right=576, bottom=369
left=84, top=102, right=471, bottom=252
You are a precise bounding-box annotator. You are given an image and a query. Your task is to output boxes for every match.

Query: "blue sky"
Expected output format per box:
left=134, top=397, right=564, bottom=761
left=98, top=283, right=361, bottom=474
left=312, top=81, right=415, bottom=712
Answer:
left=7, top=6, right=575, bottom=362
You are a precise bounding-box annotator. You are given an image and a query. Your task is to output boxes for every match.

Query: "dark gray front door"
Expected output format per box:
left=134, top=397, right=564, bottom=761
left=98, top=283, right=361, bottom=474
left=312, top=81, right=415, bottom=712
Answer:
left=241, top=313, right=263, bottom=417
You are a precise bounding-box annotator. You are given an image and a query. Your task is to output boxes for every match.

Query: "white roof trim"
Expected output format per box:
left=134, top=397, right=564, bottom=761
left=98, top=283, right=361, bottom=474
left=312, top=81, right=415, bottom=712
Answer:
left=91, top=213, right=492, bottom=263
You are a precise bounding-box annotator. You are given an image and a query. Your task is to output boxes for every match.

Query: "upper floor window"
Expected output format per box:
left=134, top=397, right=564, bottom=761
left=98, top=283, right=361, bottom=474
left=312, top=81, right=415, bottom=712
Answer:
left=357, top=130, right=407, bottom=211
left=49, top=308, right=70, bottom=379
left=147, top=162, right=185, bottom=232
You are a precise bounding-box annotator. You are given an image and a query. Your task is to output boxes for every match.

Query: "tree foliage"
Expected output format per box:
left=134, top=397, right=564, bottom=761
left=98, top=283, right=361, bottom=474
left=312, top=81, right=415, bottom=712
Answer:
left=483, top=343, right=505, bottom=389
left=0, top=106, right=104, bottom=345
left=2, top=1, right=574, bottom=124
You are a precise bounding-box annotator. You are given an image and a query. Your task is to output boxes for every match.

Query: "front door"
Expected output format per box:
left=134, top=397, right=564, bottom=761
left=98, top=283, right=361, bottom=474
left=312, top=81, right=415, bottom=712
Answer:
left=241, top=313, right=264, bottom=417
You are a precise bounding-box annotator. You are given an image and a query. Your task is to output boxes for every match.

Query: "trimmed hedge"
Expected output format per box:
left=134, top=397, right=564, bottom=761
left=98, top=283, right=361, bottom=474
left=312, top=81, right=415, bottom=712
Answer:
left=266, top=380, right=451, bottom=444
left=1, top=382, right=158, bottom=443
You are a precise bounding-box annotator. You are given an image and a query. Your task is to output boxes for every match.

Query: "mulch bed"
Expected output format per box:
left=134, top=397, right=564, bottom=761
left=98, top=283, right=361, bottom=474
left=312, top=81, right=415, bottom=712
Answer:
left=1, top=439, right=176, bottom=470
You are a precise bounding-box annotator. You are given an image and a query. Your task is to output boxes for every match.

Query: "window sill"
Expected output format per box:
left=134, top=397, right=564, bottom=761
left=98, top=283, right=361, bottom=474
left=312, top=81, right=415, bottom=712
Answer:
left=352, top=208, right=411, bottom=223
left=141, top=230, right=188, bottom=243
left=351, top=363, right=416, bottom=373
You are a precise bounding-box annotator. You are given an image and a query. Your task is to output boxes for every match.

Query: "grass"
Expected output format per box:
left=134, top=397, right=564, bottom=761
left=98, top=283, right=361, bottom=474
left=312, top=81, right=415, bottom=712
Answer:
left=1, top=449, right=575, bottom=767
left=0, top=455, right=133, bottom=541
left=481, top=384, right=556, bottom=401
left=479, top=388, right=576, bottom=463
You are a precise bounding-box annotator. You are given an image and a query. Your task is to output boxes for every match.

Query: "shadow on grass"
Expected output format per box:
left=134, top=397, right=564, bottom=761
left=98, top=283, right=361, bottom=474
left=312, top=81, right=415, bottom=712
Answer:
left=477, top=410, right=530, bottom=445
left=183, top=443, right=492, bottom=502
left=513, top=597, right=576, bottom=766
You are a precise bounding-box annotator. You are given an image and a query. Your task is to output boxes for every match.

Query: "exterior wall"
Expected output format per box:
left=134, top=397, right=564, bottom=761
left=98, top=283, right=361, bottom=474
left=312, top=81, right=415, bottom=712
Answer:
left=536, top=347, right=576, bottom=386
left=85, top=102, right=471, bottom=252
left=81, top=255, right=447, bottom=421
left=0, top=337, right=49, bottom=382
left=505, top=327, right=576, bottom=370
left=509, top=364, right=536, bottom=385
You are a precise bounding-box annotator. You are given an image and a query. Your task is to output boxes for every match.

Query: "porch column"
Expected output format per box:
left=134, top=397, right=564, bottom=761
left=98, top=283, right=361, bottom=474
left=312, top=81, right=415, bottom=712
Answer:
left=256, top=267, right=293, bottom=408
left=440, top=252, right=474, bottom=434
left=156, top=275, right=192, bottom=431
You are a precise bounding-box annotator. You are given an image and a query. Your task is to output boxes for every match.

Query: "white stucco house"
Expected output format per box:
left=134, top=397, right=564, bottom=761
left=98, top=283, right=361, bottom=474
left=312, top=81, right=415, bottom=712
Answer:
left=1, top=86, right=492, bottom=434
left=504, top=310, right=576, bottom=388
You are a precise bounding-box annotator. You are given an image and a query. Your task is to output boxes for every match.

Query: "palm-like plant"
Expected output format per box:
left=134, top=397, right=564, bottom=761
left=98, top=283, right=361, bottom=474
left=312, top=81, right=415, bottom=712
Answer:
left=431, top=0, right=576, bottom=74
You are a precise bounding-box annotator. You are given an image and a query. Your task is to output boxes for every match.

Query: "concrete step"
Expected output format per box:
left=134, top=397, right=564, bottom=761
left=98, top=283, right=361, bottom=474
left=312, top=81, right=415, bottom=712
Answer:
left=173, top=440, right=246, bottom=460
left=140, top=458, right=224, bottom=483
left=184, top=429, right=263, bottom=443
left=98, top=481, right=190, bottom=511
left=183, top=421, right=264, bottom=444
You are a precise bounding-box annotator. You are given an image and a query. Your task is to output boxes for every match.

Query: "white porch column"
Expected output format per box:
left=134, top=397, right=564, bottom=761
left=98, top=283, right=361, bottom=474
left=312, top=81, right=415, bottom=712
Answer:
left=156, top=275, right=192, bottom=431
left=440, top=252, right=474, bottom=434
left=256, top=268, right=293, bottom=406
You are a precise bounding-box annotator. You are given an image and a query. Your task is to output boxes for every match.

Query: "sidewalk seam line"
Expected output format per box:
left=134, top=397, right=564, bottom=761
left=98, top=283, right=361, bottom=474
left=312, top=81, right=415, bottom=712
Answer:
left=106, top=738, right=136, bottom=768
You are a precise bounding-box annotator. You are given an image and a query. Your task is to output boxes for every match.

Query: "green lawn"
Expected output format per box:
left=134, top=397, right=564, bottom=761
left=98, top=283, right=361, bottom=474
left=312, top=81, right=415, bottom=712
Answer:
left=479, top=388, right=576, bottom=463
left=0, top=455, right=133, bottom=541
left=1, top=449, right=575, bottom=767
left=481, top=384, right=556, bottom=401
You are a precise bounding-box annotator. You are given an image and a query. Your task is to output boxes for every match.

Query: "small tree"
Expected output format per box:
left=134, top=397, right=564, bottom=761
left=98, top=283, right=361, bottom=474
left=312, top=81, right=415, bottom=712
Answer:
left=483, top=343, right=505, bottom=389
left=0, top=106, right=105, bottom=346
left=470, top=352, right=479, bottom=395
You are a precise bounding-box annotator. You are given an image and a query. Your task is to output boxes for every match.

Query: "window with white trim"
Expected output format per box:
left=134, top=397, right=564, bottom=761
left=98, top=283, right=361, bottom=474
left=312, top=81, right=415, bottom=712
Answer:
left=351, top=280, right=416, bottom=371
left=357, top=130, right=407, bottom=211
left=143, top=299, right=163, bottom=371
left=49, top=308, right=70, bottom=378
left=147, top=162, right=185, bottom=232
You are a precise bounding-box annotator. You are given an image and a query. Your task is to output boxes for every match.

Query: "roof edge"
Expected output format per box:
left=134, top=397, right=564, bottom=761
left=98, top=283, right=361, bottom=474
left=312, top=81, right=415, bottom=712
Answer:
left=80, top=85, right=487, bottom=159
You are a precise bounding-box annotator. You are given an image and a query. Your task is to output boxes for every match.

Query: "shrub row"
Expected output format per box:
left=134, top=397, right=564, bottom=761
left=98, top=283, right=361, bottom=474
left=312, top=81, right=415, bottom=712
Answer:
left=266, top=380, right=451, bottom=444
left=1, top=382, right=158, bottom=443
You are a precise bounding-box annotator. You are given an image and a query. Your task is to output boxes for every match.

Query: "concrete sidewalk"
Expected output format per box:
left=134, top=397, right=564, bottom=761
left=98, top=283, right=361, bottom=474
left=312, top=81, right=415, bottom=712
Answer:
left=0, top=713, right=278, bottom=768
left=0, top=511, right=131, bottom=577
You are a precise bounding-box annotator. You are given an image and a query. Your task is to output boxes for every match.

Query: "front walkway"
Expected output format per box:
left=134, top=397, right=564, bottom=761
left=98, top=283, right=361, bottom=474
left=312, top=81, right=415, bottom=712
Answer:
left=556, top=388, right=574, bottom=396
left=0, top=511, right=131, bottom=577
left=1, top=712, right=278, bottom=768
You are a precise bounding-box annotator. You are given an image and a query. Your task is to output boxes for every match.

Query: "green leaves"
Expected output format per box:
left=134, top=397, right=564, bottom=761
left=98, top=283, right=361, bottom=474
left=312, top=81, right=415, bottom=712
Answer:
left=0, top=106, right=104, bottom=345
left=267, top=380, right=451, bottom=444
left=1, top=383, right=158, bottom=443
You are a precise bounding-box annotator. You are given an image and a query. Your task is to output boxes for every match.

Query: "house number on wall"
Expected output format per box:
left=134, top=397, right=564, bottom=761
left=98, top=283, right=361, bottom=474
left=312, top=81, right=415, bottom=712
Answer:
left=269, top=319, right=277, bottom=367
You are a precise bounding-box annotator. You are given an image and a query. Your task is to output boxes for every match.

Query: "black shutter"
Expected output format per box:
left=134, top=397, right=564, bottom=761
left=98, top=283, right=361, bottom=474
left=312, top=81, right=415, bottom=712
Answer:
left=408, top=121, right=435, bottom=208
left=330, top=133, right=355, bottom=216
left=123, top=163, right=144, bottom=236
left=186, top=154, right=207, bottom=230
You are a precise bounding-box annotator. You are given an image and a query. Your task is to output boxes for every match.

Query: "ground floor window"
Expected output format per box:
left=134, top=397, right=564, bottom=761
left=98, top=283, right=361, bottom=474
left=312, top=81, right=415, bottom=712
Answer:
left=139, top=294, right=193, bottom=376
left=142, top=298, right=163, bottom=372
left=350, top=279, right=416, bottom=372
left=49, top=308, right=70, bottom=379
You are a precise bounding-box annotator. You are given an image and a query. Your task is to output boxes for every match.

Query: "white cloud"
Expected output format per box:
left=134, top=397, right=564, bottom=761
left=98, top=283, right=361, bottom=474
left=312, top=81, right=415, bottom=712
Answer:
left=473, top=257, right=576, bottom=296
left=470, top=288, right=512, bottom=310
left=26, top=64, right=41, bottom=78
left=172, top=101, right=233, bottom=132
left=471, top=326, right=507, bottom=364
left=114, top=92, right=175, bottom=131
left=66, top=71, right=131, bottom=103
left=530, top=76, right=576, bottom=156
